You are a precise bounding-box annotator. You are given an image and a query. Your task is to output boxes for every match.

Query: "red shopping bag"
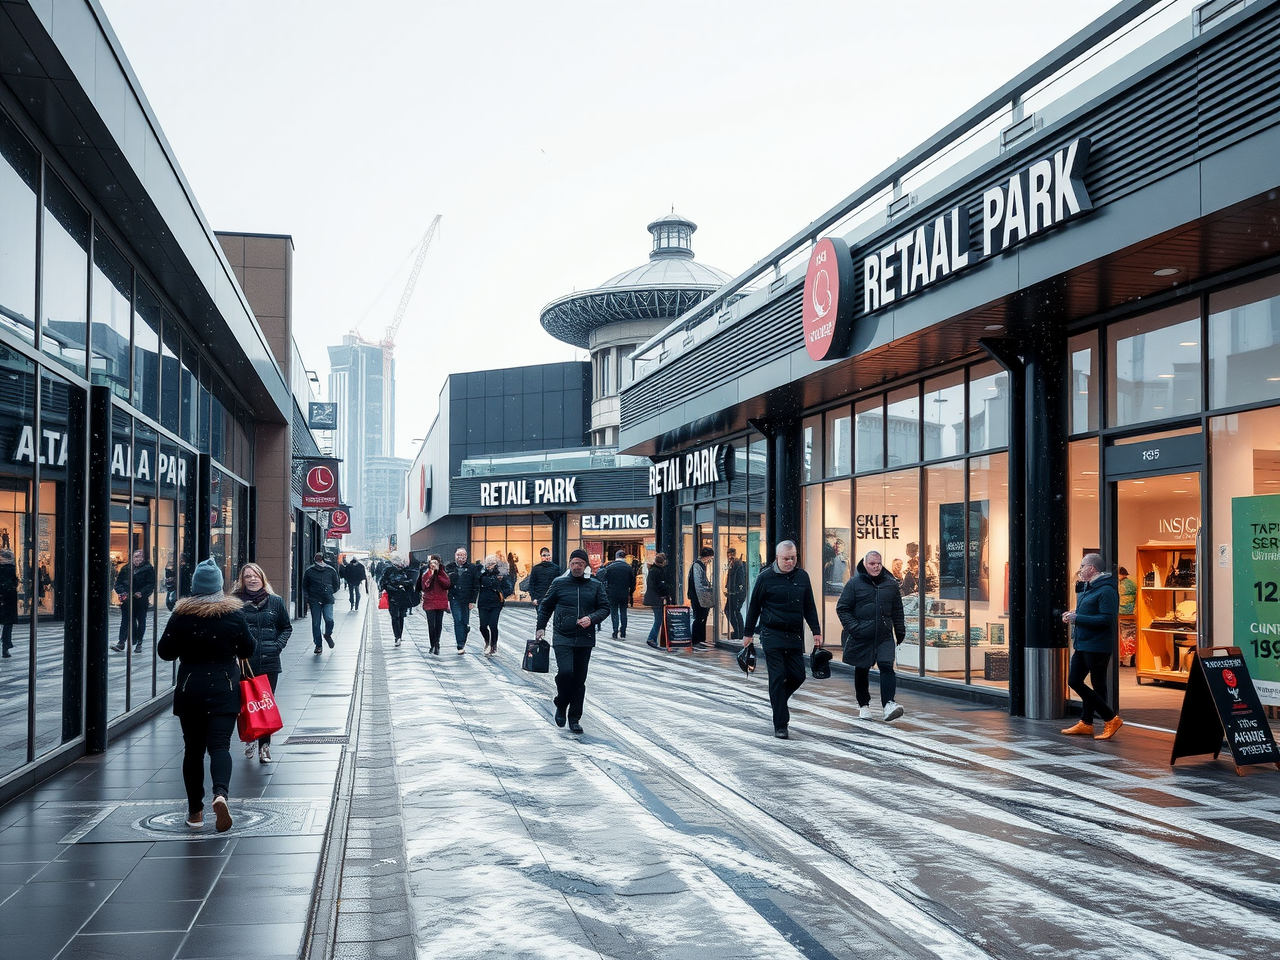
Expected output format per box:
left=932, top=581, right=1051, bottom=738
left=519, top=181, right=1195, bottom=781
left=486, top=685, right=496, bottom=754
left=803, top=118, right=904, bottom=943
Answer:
left=378, top=590, right=389, bottom=610
left=238, top=665, right=283, bottom=743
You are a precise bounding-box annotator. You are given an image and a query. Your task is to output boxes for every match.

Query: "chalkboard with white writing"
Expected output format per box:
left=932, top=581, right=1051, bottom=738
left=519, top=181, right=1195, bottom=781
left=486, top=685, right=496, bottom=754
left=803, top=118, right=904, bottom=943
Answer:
left=664, top=605, right=692, bottom=648
left=1171, top=647, right=1279, bottom=775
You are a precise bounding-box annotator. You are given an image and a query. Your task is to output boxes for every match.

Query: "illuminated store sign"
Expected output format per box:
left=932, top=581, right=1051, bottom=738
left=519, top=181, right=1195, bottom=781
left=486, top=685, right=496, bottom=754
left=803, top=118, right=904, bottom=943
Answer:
left=11, top=427, right=188, bottom=487
left=863, top=137, right=1092, bottom=315
left=802, top=237, right=855, bottom=361
left=648, top=444, right=734, bottom=497
left=480, top=476, right=578, bottom=506
left=581, top=513, right=652, bottom=531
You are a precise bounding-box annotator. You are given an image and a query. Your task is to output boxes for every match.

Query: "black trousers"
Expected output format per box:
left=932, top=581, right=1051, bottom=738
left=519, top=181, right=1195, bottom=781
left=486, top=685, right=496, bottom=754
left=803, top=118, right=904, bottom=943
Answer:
left=690, top=601, right=709, bottom=645
left=478, top=606, right=502, bottom=651
left=763, top=646, right=806, bottom=731
left=854, top=663, right=897, bottom=707
left=725, top=596, right=745, bottom=639
left=119, top=598, right=150, bottom=645
left=347, top=580, right=362, bottom=608
left=553, top=644, right=594, bottom=722
left=424, top=609, right=444, bottom=648
left=389, top=604, right=408, bottom=639
left=178, top=710, right=237, bottom=814
left=1068, top=650, right=1116, bottom=724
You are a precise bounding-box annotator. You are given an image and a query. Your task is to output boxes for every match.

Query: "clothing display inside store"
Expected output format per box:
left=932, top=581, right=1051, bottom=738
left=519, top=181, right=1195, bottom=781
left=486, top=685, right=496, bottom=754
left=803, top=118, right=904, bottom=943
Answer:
left=1135, top=543, right=1199, bottom=685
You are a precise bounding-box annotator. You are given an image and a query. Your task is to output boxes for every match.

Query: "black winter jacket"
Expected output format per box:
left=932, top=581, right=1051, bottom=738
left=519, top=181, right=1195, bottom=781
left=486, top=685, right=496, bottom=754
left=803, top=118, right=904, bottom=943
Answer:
left=836, top=560, right=906, bottom=668
left=527, top=560, right=562, bottom=601
left=115, top=560, right=157, bottom=603
left=158, top=594, right=255, bottom=717
left=341, top=560, right=367, bottom=586
left=476, top=562, right=513, bottom=610
left=743, top=563, right=821, bottom=649
left=601, top=559, right=636, bottom=602
left=642, top=565, right=673, bottom=607
left=536, top=573, right=609, bottom=647
left=240, top=593, right=292, bottom=676
left=379, top=564, right=421, bottom=610
left=445, top=561, right=482, bottom=604
left=302, top=563, right=340, bottom=606
left=725, top=559, right=748, bottom=600
left=1071, top=573, right=1118, bottom=653
left=0, top=561, right=17, bottom=625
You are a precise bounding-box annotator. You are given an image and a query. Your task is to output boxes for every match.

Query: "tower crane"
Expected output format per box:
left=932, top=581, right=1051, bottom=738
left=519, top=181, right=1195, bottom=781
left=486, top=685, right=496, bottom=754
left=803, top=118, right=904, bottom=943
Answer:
left=378, top=215, right=441, bottom=452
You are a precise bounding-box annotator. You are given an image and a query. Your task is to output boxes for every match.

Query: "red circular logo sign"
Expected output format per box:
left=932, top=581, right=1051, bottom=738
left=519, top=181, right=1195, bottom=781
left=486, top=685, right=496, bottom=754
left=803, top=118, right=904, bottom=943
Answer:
left=307, top=465, right=335, bottom=494
left=332, top=509, right=349, bottom=526
left=1223, top=668, right=1238, bottom=688
left=802, top=237, right=853, bottom=361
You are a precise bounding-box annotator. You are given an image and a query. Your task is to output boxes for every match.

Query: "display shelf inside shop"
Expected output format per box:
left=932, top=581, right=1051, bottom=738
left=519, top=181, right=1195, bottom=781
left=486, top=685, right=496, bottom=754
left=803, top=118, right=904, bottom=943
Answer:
left=1134, top=542, right=1198, bottom=686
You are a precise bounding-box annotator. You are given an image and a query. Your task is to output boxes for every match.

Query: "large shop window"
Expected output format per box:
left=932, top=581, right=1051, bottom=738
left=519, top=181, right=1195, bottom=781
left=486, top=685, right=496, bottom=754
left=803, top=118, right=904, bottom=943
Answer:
left=1108, top=301, right=1202, bottom=427
left=924, top=371, right=965, bottom=461
left=42, top=172, right=90, bottom=377
left=854, top=471, right=920, bottom=650
left=1208, top=274, right=1280, bottom=410
left=1069, top=331, right=1099, bottom=434
left=887, top=386, right=920, bottom=467
left=0, top=109, right=38, bottom=346
left=854, top=396, right=884, bottom=472
left=969, top=361, right=1011, bottom=451
left=470, top=514, right=552, bottom=600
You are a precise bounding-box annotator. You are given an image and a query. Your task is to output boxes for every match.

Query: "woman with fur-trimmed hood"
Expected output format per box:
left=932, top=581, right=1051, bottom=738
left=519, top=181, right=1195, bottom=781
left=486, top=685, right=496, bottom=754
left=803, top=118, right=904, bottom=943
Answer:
left=158, top=558, right=254, bottom=833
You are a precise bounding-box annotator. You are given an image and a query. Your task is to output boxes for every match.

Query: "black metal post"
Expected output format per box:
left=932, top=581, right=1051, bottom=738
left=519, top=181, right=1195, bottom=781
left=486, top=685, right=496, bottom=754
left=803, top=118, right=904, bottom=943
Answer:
left=85, top=386, right=113, bottom=754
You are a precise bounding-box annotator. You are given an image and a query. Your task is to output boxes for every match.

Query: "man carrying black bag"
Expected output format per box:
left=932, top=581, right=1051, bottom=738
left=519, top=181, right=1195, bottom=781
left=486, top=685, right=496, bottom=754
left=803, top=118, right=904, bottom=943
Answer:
left=535, top=549, right=609, bottom=736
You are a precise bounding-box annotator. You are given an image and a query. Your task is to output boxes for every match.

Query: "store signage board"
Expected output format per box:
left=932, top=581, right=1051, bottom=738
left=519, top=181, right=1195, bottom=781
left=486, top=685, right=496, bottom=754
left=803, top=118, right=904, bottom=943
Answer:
left=479, top=477, right=578, bottom=506
left=1171, top=647, right=1279, bottom=775
left=862, top=137, right=1092, bottom=317
left=301, top=457, right=341, bottom=508
left=663, top=605, right=693, bottom=649
left=1232, top=494, right=1280, bottom=704
left=648, top=444, right=735, bottom=496
left=581, top=513, right=652, bottom=531
left=308, top=402, right=338, bottom=430
left=802, top=237, right=855, bottom=361
left=1103, top=433, right=1202, bottom=477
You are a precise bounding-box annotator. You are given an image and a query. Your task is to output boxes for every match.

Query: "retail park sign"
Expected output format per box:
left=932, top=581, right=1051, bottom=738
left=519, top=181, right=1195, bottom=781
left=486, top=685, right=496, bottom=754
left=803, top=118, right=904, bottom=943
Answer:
left=648, top=444, right=734, bottom=496
left=581, top=513, right=652, bottom=531
left=480, top=477, right=578, bottom=506
left=862, top=137, right=1093, bottom=316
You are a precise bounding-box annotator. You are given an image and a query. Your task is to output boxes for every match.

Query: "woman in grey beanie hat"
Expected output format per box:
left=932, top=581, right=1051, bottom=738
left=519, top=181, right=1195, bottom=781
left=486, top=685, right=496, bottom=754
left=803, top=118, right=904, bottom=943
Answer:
left=158, top=558, right=254, bottom=832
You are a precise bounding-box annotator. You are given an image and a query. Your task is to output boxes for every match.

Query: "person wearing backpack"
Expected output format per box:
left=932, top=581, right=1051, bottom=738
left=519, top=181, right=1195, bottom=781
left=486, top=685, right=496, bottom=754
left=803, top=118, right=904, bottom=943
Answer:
left=476, top=554, right=513, bottom=658
left=378, top=554, right=421, bottom=648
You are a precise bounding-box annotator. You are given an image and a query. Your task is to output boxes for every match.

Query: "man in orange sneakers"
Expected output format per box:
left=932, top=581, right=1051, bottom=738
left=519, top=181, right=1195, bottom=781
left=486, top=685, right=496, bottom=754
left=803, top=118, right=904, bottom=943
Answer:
left=1061, top=553, right=1123, bottom=741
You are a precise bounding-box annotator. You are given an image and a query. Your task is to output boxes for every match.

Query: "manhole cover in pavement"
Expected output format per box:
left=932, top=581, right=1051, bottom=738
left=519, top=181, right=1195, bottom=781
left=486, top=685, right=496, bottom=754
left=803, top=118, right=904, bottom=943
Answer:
left=61, top=799, right=330, bottom=843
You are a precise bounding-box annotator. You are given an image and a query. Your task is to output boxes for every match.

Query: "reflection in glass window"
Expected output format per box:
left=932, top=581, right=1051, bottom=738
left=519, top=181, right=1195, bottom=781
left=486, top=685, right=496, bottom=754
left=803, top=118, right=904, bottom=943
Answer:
left=1068, top=332, right=1098, bottom=433
left=821, top=479, right=852, bottom=632
left=160, top=313, right=181, bottom=434
left=1208, top=274, right=1280, bottom=410
left=968, top=453, right=1010, bottom=689
left=0, top=110, right=38, bottom=345
left=854, top=396, right=884, bottom=473
left=969, top=361, right=1010, bottom=451
left=130, top=421, right=159, bottom=707
left=801, top=415, right=820, bottom=483
left=887, top=386, right=920, bottom=468
left=924, top=461, right=965, bottom=679
left=1108, top=301, right=1202, bottom=427
left=90, top=228, right=132, bottom=397
left=134, top=283, right=162, bottom=419
left=181, top=335, right=199, bottom=443
left=825, top=407, right=851, bottom=477
left=923, top=371, right=965, bottom=460
left=42, top=172, right=90, bottom=376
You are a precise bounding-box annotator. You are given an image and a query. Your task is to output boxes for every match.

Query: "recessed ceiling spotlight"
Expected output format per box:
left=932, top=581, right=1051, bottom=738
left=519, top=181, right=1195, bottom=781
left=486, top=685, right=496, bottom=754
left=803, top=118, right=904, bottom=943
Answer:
left=1154, top=267, right=1180, bottom=277
left=983, top=324, right=1004, bottom=331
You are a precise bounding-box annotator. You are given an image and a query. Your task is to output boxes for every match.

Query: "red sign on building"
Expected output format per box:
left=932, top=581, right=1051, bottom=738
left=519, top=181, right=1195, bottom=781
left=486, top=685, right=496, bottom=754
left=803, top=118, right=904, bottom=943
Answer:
left=301, top=458, right=341, bottom=508
left=802, top=236, right=855, bottom=362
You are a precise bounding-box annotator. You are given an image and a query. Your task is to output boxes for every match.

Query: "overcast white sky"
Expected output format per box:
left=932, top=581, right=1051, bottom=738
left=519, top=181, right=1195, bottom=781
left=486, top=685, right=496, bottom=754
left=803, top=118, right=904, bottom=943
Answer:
left=97, top=0, right=1118, bottom=458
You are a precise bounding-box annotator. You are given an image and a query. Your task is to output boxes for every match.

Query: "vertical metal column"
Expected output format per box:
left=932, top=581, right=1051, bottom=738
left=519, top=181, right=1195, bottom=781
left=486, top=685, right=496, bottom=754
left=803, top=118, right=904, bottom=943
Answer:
left=770, top=418, right=802, bottom=561
left=547, top=511, right=568, bottom=567
left=656, top=492, right=679, bottom=576
left=84, top=386, right=113, bottom=754
left=196, top=454, right=212, bottom=562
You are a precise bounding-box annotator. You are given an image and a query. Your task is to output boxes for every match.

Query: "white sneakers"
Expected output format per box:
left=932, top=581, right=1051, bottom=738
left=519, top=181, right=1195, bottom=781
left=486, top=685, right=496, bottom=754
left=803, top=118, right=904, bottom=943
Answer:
left=883, top=701, right=904, bottom=722
left=858, top=705, right=874, bottom=720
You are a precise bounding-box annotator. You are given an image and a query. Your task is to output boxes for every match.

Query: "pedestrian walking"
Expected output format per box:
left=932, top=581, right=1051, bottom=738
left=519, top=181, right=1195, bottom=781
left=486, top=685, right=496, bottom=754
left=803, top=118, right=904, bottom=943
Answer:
left=1061, top=553, right=1124, bottom=740
left=724, top=547, right=747, bottom=640
left=535, top=548, right=609, bottom=735
left=341, top=556, right=367, bottom=610
left=837, top=550, right=907, bottom=722
left=379, top=554, right=421, bottom=648
left=602, top=549, right=636, bottom=639
left=417, top=555, right=450, bottom=654
left=643, top=552, right=673, bottom=648
left=741, top=540, right=822, bottom=739
left=233, top=562, right=291, bottom=764
left=112, top=548, right=156, bottom=653
left=687, top=545, right=714, bottom=647
left=475, top=554, right=513, bottom=657
left=0, top=549, right=17, bottom=658
left=445, top=548, right=482, bottom=654
left=527, top=548, right=561, bottom=609
left=157, top=558, right=254, bottom=833
left=302, top=553, right=340, bottom=654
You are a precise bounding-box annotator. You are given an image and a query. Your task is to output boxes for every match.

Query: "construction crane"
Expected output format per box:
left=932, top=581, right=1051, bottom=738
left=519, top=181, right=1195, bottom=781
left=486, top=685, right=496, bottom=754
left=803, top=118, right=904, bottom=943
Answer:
left=378, top=215, right=441, bottom=451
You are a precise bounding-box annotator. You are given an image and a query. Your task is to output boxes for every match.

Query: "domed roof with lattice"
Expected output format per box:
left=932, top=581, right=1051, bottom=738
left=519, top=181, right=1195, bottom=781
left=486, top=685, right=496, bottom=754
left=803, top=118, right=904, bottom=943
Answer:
left=540, top=213, right=732, bottom=349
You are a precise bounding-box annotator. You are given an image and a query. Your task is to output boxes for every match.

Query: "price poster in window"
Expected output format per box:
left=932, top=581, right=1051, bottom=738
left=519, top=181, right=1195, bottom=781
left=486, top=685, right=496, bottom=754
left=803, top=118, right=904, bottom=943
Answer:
left=1232, top=494, right=1280, bottom=705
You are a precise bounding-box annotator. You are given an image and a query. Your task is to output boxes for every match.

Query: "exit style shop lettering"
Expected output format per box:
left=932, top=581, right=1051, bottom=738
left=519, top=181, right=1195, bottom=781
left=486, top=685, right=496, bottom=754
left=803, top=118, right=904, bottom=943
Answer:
left=856, top=514, right=900, bottom=540
left=648, top=446, right=726, bottom=497
left=863, top=138, right=1092, bottom=314
left=480, top=477, right=578, bottom=506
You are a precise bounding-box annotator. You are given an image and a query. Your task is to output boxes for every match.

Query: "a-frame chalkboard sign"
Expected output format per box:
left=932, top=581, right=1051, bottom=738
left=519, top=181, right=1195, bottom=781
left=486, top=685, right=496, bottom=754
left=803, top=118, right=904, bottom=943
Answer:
left=662, top=605, right=692, bottom=649
left=1170, top=647, right=1279, bottom=775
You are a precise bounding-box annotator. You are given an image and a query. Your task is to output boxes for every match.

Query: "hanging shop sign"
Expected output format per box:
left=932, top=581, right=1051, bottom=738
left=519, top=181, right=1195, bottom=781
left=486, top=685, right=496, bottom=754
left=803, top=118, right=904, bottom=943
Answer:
left=581, top=513, right=652, bottom=531
left=803, top=237, right=856, bottom=361
left=648, top=444, right=735, bottom=497
left=479, top=476, right=578, bottom=506
left=308, top=402, right=338, bottom=430
left=1232, top=494, right=1280, bottom=704
left=301, top=457, right=342, bottom=508
left=862, top=137, right=1092, bottom=316
left=328, top=505, right=352, bottom=536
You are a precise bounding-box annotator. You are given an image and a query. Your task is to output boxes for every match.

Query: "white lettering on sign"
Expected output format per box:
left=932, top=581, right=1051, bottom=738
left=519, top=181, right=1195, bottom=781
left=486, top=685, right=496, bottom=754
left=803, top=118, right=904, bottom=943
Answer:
left=479, top=477, right=578, bottom=506
left=1158, top=516, right=1200, bottom=540
left=649, top=445, right=727, bottom=497
left=581, top=514, right=653, bottom=531
left=864, top=138, right=1092, bottom=315
left=10, top=428, right=188, bottom=488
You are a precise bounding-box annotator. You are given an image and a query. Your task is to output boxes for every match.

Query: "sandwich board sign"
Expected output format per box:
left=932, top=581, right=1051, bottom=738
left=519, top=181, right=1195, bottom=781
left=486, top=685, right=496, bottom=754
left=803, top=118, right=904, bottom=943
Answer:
left=1171, top=647, right=1279, bottom=775
left=662, top=605, right=693, bottom=649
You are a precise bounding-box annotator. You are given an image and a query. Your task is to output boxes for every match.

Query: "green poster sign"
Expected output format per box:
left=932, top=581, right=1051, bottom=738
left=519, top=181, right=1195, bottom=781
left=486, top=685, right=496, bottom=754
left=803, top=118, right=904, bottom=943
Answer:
left=1232, top=494, right=1280, bottom=705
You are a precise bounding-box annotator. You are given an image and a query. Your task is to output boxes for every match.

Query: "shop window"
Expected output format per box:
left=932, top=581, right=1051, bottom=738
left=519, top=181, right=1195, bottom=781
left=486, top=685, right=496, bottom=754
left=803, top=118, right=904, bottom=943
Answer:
left=968, top=361, right=1010, bottom=452
left=0, top=109, right=38, bottom=346
left=1069, top=331, right=1098, bottom=433
left=923, top=462, right=964, bottom=680
left=969, top=453, right=1010, bottom=688
left=924, top=371, right=965, bottom=461
left=1108, top=301, right=1202, bottom=427
left=820, top=480, right=852, bottom=634
left=802, top=484, right=824, bottom=630
left=42, top=172, right=90, bottom=377
left=160, top=312, right=181, bottom=435
left=887, top=386, right=920, bottom=467
left=1208, top=274, right=1280, bottom=410
left=825, top=407, right=851, bottom=477
left=748, top=433, right=767, bottom=489
left=133, top=283, right=162, bottom=420
left=107, top=414, right=136, bottom=721
left=130, top=421, right=159, bottom=707
left=180, top=335, right=199, bottom=444
left=801, top=414, right=821, bottom=483
left=857, top=470, right=921, bottom=663
left=854, top=396, right=884, bottom=473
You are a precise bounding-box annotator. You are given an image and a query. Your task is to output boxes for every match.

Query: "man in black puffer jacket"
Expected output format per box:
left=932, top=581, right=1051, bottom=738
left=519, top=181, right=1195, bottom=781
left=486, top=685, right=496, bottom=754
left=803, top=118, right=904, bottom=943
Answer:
left=602, top=550, right=636, bottom=639
left=444, top=548, right=482, bottom=653
left=527, top=548, right=562, bottom=609
left=742, top=540, right=822, bottom=740
left=536, top=549, right=609, bottom=736
left=837, top=551, right=906, bottom=723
